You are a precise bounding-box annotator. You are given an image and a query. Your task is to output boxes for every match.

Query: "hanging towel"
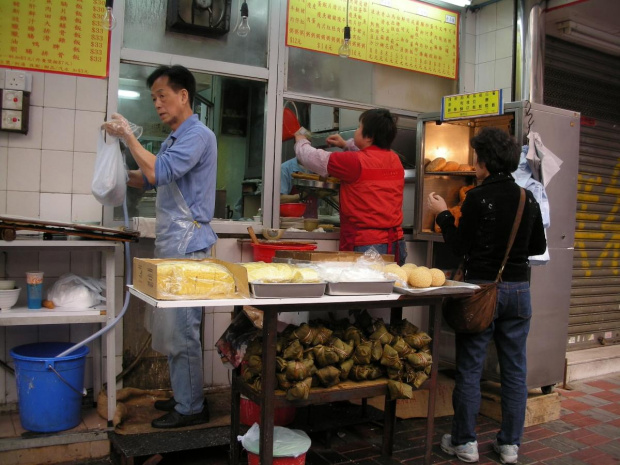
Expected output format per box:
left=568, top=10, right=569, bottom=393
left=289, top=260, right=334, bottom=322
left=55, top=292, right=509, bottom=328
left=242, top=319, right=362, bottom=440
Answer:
left=526, top=132, right=563, bottom=187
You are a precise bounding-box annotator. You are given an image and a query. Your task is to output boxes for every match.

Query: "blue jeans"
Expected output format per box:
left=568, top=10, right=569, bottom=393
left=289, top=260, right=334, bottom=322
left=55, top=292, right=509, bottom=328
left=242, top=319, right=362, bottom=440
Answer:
left=354, top=239, right=407, bottom=266
left=159, top=249, right=210, bottom=416
left=451, top=280, right=532, bottom=447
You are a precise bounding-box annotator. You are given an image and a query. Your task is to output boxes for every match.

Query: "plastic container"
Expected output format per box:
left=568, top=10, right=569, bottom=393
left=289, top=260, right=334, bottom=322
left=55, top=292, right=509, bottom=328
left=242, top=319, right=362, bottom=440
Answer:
left=240, top=397, right=296, bottom=426
left=251, top=243, right=317, bottom=263
left=10, top=342, right=89, bottom=433
left=248, top=452, right=306, bottom=465
left=280, top=203, right=307, bottom=217
left=25, top=271, right=44, bottom=309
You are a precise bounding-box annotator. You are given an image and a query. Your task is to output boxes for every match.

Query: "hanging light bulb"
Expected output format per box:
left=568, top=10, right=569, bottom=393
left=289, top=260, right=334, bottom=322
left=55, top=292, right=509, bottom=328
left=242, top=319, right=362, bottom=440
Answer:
left=338, top=0, right=351, bottom=58
left=237, top=1, right=250, bottom=38
left=101, top=0, right=116, bottom=31
left=339, top=26, right=351, bottom=58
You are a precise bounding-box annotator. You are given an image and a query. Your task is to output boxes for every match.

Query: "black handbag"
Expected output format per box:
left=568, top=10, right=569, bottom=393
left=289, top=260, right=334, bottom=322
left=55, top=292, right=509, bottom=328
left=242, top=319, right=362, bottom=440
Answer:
left=442, top=189, right=526, bottom=334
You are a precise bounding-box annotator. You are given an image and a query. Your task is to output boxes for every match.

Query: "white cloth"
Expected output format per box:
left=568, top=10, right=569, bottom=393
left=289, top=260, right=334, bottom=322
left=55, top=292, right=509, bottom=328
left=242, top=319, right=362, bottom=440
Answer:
left=526, top=132, right=563, bottom=187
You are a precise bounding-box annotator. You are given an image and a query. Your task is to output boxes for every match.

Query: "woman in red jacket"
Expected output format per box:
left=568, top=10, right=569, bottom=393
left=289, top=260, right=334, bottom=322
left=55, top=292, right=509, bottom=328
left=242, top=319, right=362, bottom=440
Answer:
left=294, top=108, right=406, bottom=265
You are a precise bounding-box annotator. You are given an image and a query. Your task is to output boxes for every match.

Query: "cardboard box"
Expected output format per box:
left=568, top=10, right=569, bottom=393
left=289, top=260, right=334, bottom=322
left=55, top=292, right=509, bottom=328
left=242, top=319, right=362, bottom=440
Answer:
left=274, top=250, right=395, bottom=263
left=479, top=381, right=561, bottom=427
left=133, top=257, right=250, bottom=300
left=351, top=372, right=455, bottom=418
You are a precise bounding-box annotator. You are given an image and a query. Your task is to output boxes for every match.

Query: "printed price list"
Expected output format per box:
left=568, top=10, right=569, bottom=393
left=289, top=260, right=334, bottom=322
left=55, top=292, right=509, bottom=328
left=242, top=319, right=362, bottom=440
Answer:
left=286, top=0, right=458, bottom=79
left=0, top=0, right=110, bottom=78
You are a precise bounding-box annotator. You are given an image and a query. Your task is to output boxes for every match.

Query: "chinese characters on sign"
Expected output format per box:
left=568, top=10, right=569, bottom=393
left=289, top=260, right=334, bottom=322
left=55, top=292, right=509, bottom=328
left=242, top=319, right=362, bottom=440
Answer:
left=441, top=90, right=504, bottom=121
left=0, top=0, right=110, bottom=78
left=286, top=0, right=459, bottom=79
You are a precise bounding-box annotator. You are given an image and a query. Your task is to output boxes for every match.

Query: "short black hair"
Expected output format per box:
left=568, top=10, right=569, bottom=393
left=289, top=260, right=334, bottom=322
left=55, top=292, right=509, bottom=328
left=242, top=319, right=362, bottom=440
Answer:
left=359, top=108, right=398, bottom=150
left=146, top=65, right=196, bottom=105
left=470, top=127, right=520, bottom=174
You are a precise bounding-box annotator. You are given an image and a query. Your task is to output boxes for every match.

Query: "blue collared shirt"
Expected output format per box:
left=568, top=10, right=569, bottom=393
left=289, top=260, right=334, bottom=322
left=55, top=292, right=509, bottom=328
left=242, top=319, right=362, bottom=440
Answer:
left=145, top=114, right=218, bottom=253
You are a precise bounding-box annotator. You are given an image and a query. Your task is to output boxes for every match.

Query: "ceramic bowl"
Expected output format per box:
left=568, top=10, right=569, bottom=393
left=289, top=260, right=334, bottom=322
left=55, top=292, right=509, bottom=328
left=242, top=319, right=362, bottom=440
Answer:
left=0, top=288, right=21, bottom=310
left=0, top=280, right=16, bottom=290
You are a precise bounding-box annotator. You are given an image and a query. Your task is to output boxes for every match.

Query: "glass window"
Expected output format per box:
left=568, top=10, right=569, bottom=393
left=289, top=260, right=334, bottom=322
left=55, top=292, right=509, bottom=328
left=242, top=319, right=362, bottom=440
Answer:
left=279, top=100, right=417, bottom=230
left=113, top=63, right=266, bottom=222
left=123, top=0, right=270, bottom=69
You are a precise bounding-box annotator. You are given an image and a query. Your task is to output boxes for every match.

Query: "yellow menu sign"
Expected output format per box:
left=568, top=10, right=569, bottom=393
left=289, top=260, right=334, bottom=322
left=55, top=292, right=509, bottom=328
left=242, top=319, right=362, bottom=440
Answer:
left=286, top=0, right=459, bottom=79
left=0, top=0, right=110, bottom=78
left=441, top=90, right=504, bottom=120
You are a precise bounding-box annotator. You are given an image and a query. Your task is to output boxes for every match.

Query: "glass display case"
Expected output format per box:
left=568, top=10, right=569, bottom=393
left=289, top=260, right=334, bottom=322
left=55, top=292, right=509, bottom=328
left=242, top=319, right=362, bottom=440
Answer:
left=414, top=111, right=515, bottom=240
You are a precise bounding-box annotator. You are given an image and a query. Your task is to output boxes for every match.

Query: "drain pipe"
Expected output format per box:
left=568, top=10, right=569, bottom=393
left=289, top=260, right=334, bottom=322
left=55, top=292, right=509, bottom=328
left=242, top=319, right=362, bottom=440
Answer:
left=514, top=0, right=547, bottom=103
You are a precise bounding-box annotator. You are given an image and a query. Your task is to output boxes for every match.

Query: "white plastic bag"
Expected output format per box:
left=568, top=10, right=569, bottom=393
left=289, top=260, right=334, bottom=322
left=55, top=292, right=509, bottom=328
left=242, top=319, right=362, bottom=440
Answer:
left=47, top=273, right=106, bottom=308
left=92, top=131, right=128, bottom=207
left=238, top=423, right=311, bottom=458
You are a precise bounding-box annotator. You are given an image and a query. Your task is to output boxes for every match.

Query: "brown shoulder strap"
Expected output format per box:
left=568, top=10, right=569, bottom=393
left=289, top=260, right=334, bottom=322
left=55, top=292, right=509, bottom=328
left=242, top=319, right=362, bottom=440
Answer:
left=496, top=188, right=526, bottom=282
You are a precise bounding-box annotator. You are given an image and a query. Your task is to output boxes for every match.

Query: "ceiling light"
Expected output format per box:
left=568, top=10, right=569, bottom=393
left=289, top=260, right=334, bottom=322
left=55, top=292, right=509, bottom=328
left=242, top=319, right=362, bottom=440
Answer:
left=438, top=0, right=471, bottom=7
left=118, top=90, right=141, bottom=100
left=557, top=20, right=620, bottom=56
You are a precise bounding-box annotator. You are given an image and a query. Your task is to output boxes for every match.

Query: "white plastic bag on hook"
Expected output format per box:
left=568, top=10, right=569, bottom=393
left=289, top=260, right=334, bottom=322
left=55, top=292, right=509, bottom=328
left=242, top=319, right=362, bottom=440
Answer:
left=92, top=131, right=128, bottom=207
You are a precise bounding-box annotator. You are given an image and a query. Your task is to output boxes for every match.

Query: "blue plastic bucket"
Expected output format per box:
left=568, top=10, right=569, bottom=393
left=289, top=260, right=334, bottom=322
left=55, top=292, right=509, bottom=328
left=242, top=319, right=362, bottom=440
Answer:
left=10, top=342, right=89, bottom=433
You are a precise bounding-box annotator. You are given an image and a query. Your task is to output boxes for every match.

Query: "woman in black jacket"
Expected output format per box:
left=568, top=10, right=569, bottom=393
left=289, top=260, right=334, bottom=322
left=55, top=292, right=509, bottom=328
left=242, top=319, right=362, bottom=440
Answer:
left=428, top=127, right=546, bottom=464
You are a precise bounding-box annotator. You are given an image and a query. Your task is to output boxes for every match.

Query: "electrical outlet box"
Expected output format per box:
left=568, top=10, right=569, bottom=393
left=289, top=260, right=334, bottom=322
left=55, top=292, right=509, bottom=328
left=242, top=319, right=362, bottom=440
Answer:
left=2, top=90, right=23, bottom=110
left=4, top=70, right=32, bottom=92
left=1, top=110, right=23, bottom=131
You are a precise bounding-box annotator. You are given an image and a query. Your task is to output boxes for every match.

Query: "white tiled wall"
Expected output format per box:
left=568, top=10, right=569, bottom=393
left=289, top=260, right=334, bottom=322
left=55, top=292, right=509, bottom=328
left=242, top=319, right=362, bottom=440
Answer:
left=460, top=0, right=514, bottom=101
left=0, top=70, right=107, bottom=220
left=0, top=69, right=120, bottom=405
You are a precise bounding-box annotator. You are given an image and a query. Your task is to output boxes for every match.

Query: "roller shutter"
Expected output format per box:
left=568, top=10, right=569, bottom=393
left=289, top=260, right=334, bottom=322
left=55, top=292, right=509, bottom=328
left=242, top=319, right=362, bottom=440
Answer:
left=544, top=36, right=620, bottom=351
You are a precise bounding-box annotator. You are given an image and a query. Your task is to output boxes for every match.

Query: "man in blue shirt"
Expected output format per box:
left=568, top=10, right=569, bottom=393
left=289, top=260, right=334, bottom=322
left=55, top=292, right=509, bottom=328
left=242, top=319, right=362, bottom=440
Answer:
left=103, top=65, right=216, bottom=428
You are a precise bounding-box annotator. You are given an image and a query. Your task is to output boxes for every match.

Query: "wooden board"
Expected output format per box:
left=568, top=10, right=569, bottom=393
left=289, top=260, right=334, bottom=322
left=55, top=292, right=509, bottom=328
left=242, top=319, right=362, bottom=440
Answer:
left=0, top=215, right=139, bottom=242
left=479, top=381, right=561, bottom=427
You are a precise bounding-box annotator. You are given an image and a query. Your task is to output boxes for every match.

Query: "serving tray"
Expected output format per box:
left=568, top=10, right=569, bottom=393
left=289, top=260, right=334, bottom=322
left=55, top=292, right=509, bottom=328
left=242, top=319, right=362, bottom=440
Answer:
left=393, top=280, right=480, bottom=296
left=250, top=282, right=326, bottom=298
left=325, top=280, right=395, bottom=296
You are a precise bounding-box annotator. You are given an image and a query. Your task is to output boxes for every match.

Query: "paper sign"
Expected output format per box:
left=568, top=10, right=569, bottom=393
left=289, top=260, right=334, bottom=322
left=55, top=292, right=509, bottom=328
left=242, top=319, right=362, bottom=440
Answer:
left=441, top=90, right=504, bottom=120
left=286, top=0, right=459, bottom=80
left=0, top=0, right=110, bottom=78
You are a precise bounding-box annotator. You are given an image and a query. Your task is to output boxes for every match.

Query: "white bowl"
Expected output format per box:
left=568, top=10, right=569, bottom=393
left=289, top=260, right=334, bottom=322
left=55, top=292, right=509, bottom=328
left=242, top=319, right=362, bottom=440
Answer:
left=0, top=288, right=21, bottom=310
left=0, top=280, right=16, bottom=290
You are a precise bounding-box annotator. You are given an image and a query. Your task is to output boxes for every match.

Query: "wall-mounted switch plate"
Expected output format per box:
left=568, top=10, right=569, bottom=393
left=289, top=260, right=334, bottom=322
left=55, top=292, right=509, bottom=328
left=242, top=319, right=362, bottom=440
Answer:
left=2, top=89, right=23, bottom=110
left=1, top=110, right=23, bottom=131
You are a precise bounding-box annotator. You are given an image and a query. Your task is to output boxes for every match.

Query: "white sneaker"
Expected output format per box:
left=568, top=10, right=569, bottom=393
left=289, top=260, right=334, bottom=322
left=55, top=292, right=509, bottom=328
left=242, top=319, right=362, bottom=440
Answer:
left=440, top=434, right=479, bottom=462
left=493, top=440, right=519, bottom=464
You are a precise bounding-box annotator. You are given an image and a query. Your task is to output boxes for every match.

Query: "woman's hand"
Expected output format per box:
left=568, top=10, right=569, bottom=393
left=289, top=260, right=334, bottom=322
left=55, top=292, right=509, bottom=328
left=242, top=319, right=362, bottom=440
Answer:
left=427, top=192, right=448, bottom=214
left=326, top=133, right=346, bottom=149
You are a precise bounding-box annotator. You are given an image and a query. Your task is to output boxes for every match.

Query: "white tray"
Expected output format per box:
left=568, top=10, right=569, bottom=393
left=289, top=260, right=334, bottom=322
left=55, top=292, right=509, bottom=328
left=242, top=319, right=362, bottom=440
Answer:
left=326, top=280, right=395, bottom=296
left=394, top=280, right=480, bottom=295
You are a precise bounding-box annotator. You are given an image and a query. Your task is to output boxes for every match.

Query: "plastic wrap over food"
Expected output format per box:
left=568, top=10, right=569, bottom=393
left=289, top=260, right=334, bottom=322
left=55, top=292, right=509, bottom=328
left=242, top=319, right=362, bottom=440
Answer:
left=156, top=260, right=237, bottom=299
left=315, top=261, right=388, bottom=283
left=241, top=262, right=321, bottom=283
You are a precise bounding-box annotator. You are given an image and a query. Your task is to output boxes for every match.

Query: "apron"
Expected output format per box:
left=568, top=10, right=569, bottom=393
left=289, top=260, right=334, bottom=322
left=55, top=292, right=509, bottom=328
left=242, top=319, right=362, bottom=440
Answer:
left=340, top=223, right=400, bottom=259
left=148, top=180, right=201, bottom=354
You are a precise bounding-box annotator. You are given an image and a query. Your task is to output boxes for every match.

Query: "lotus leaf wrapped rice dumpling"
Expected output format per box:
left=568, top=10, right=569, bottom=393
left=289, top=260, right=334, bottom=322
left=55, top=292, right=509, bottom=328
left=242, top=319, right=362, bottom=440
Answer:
left=388, top=380, right=414, bottom=400
left=316, top=366, right=341, bottom=387
left=339, top=358, right=355, bottom=380
left=286, top=377, right=313, bottom=400
left=156, top=260, right=236, bottom=298
left=312, top=345, right=340, bottom=367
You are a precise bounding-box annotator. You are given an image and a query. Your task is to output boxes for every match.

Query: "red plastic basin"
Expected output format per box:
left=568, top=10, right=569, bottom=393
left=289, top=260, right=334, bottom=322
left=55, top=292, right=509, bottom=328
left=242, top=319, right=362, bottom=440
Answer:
left=280, top=203, right=307, bottom=217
